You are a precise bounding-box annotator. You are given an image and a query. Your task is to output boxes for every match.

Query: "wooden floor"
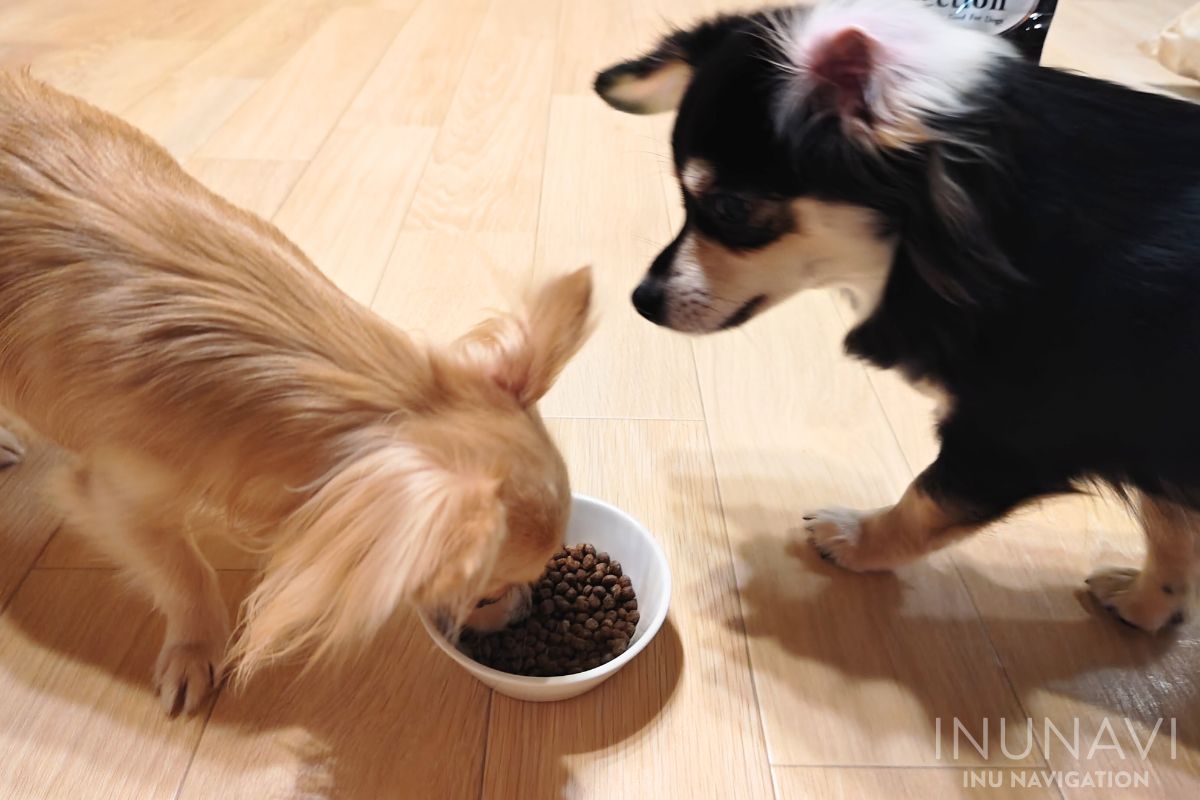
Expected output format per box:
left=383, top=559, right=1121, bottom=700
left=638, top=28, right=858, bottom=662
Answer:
left=1, top=0, right=1198, bottom=797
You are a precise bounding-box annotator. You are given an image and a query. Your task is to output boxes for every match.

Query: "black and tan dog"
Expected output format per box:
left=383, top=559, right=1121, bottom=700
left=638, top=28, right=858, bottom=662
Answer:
left=596, top=0, right=1200, bottom=632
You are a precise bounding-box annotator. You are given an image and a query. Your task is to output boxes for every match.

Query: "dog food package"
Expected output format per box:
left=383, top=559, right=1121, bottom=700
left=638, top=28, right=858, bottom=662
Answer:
left=922, top=0, right=1058, bottom=61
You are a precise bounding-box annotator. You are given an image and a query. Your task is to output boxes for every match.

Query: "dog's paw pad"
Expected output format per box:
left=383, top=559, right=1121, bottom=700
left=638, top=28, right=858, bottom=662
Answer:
left=154, top=642, right=221, bottom=717
left=1086, top=566, right=1185, bottom=633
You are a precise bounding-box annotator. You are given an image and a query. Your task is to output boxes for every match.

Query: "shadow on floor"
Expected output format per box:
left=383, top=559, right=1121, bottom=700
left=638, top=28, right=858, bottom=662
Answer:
left=0, top=527, right=683, bottom=800
left=712, top=482, right=1200, bottom=783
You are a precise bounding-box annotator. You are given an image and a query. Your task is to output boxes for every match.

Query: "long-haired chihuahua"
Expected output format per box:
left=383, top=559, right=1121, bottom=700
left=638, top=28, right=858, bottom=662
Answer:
left=0, top=72, right=591, bottom=715
left=597, top=0, right=1200, bottom=633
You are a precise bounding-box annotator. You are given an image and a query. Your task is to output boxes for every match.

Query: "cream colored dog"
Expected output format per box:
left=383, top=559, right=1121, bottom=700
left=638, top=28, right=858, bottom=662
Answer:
left=0, top=72, right=591, bottom=715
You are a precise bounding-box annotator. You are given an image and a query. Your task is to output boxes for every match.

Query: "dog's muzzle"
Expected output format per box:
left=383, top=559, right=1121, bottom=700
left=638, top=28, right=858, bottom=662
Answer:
left=632, top=278, right=666, bottom=323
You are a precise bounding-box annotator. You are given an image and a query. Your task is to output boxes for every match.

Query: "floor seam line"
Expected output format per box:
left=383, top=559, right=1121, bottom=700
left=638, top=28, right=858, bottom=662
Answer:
left=364, top=0, right=494, bottom=310
left=1, top=521, right=63, bottom=614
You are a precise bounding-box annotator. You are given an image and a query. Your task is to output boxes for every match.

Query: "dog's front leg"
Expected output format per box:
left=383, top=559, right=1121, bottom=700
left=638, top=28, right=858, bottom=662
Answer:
left=805, top=483, right=982, bottom=572
left=53, top=451, right=229, bottom=716
left=806, top=428, right=1049, bottom=572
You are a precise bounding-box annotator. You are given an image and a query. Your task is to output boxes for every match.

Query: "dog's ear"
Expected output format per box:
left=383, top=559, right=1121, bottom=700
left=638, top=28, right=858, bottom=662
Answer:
left=808, top=28, right=875, bottom=119
left=775, top=5, right=1015, bottom=149
left=514, top=266, right=593, bottom=404
left=227, top=440, right=506, bottom=681
left=452, top=267, right=593, bottom=407
left=594, top=13, right=767, bottom=114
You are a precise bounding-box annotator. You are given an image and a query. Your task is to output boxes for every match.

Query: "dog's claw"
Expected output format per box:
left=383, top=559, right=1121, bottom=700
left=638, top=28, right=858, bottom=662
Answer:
left=1169, top=611, right=1186, bottom=626
left=154, top=641, right=220, bottom=717
left=168, top=682, right=187, bottom=718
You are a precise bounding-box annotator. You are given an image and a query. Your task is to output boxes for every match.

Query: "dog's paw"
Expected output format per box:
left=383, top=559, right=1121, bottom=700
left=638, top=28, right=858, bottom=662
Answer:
left=154, top=641, right=222, bottom=717
left=804, top=507, right=878, bottom=572
left=0, top=426, right=24, bottom=469
left=1085, top=566, right=1186, bottom=633
left=464, top=583, right=533, bottom=633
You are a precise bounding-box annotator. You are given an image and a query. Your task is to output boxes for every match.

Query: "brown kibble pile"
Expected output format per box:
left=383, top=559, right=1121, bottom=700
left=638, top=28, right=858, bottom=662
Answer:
left=461, top=544, right=639, bottom=676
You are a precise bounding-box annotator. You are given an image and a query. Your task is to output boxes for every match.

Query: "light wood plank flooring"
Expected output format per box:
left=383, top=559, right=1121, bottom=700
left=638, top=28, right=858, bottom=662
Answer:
left=1, top=1, right=1198, bottom=797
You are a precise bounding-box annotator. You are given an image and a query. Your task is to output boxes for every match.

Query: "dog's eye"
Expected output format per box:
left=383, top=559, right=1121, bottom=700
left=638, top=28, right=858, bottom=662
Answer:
left=710, top=194, right=752, bottom=226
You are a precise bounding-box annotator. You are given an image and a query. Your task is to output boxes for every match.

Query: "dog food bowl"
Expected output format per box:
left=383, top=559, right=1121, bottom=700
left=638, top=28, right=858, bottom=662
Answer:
left=419, top=493, right=671, bottom=702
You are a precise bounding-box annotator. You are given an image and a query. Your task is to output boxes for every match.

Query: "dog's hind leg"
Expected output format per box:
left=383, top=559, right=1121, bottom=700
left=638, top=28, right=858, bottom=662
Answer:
left=52, top=450, right=229, bottom=716
left=1086, top=492, right=1197, bottom=632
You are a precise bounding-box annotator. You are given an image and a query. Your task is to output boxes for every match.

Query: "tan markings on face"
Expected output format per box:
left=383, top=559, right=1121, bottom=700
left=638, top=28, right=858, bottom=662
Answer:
left=661, top=198, right=897, bottom=333
left=681, top=159, right=713, bottom=196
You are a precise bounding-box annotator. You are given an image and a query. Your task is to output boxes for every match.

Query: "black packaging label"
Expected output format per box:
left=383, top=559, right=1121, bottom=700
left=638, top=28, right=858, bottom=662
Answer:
left=922, top=0, right=1057, bottom=61
left=923, top=0, right=1039, bottom=34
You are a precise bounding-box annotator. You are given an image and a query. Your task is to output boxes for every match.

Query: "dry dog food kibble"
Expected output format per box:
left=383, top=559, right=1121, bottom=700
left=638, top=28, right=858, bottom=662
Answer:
left=460, top=544, right=639, bottom=676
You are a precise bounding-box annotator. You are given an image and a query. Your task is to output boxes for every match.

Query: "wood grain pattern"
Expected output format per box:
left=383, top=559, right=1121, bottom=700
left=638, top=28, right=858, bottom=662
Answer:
left=483, top=419, right=774, bottom=799
left=402, top=0, right=559, bottom=236
left=694, top=293, right=1037, bottom=768
left=179, top=0, right=357, bottom=80
left=531, top=2, right=706, bottom=421
left=0, top=421, right=63, bottom=606
left=272, top=124, right=438, bottom=304
left=180, top=608, right=491, bottom=800
left=371, top=230, right=536, bottom=339
left=184, top=158, right=311, bottom=221
left=33, top=37, right=210, bottom=115
left=950, top=508, right=1200, bottom=798
left=0, top=571, right=246, bottom=799
left=196, top=6, right=410, bottom=159
left=123, top=75, right=263, bottom=159
left=339, top=0, right=490, bottom=129
left=533, top=94, right=703, bottom=420
left=0, top=1, right=1197, bottom=798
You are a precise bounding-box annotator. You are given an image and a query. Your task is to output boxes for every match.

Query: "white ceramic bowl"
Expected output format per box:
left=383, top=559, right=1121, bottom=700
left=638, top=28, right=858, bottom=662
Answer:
left=419, top=493, right=671, bottom=702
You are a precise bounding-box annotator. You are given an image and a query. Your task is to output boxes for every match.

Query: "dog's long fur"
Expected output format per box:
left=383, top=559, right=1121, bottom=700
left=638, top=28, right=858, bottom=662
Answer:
left=0, top=72, right=590, bottom=713
left=596, top=0, right=1200, bottom=631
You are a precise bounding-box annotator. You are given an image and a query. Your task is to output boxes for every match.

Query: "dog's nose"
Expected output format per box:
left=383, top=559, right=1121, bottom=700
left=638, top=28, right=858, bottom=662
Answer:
left=631, top=279, right=665, bottom=323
